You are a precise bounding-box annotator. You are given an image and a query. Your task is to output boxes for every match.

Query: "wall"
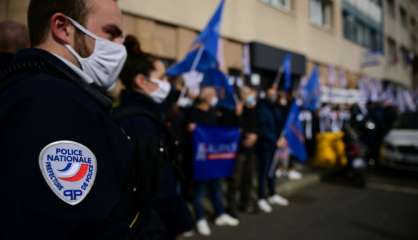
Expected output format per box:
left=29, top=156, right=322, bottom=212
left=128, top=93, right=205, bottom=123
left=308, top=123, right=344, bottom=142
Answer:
left=0, top=0, right=8, bottom=21
left=3, top=0, right=417, bottom=86
left=382, top=0, right=413, bottom=86
left=118, top=0, right=384, bottom=85
left=2, top=0, right=28, bottom=24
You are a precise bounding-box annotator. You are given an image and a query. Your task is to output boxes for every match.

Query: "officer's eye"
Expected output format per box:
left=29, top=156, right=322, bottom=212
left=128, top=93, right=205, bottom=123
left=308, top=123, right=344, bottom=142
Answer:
left=102, top=24, right=123, bottom=42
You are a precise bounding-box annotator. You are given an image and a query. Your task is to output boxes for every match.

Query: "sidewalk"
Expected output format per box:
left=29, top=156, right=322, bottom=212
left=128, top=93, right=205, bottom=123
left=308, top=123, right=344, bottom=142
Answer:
left=276, top=167, right=321, bottom=196
left=277, top=169, right=321, bottom=196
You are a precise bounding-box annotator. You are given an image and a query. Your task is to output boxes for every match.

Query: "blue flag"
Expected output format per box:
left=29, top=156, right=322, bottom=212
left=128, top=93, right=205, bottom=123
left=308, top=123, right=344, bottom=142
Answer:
left=284, top=102, right=307, bottom=162
left=166, top=49, right=218, bottom=76
left=167, top=0, right=225, bottom=76
left=201, top=68, right=236, bottom=110
left=282, top=54, right=292, bottom=91
left=303, top=65, right=321, bottom=111
left=194, top=0, right=225, bottom=60
left=193, top=124, right=241, bottom=181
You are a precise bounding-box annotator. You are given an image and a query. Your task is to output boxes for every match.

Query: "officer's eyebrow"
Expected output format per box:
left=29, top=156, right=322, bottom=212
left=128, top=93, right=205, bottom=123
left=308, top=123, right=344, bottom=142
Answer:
left=102, top=24, right=123, bottom=40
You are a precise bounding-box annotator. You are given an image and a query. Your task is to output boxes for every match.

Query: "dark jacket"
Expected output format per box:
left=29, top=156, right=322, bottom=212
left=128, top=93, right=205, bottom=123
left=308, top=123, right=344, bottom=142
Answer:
left=182, top=105, right=219, bottom=191
left=256, top=99, right=283, bottom=151
left=0, top=49, right=132, bottom=240
left=239, top=106, right=258, bottom=152
left=0, top=52, right=14, bottom=72
left=115, top=90, right=193, bottom=239
left=217, top=106, right=240, bottom=127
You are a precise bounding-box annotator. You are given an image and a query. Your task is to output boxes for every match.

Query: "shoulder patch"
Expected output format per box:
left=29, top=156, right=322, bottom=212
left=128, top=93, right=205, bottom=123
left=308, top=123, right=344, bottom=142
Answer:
left=39, top=141, right=97, bottom=205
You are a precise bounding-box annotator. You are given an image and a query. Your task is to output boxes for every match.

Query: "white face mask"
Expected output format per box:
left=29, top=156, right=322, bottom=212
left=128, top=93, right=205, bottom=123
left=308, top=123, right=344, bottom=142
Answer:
left=64, top=17, right=127, bottom=91
left=245, top=95, right=257, bottom=107
left=149, top=79, right=172, bottom=103
left=210, top=96, right=219, bottom=107
left=280, top=98, right=288, bottom=106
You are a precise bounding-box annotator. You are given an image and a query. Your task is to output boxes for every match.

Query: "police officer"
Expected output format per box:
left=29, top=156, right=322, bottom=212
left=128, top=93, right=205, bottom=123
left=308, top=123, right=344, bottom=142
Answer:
left=1, top=0, right=133, bottom=239
left=114, top=46, right=194, bottom=239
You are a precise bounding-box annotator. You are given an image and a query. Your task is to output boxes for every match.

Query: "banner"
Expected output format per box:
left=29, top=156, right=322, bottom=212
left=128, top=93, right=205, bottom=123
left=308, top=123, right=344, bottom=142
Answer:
left=193, top=125, right=241, bottom=181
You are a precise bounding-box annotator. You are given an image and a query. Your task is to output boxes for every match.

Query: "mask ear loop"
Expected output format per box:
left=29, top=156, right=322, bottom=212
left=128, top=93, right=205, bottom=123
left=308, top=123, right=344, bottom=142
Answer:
left=64, top=17, right=98, bottom=62
left=66, top=17, right=98, bottom=40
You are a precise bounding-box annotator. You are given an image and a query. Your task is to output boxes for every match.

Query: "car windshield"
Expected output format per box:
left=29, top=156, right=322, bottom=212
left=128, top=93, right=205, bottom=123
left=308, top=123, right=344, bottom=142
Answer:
left=394, top=113, right=418, bottom=129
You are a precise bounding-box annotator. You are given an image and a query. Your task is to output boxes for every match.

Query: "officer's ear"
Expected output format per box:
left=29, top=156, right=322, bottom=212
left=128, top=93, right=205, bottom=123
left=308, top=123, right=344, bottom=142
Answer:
left=49, top=13, right=74, bottom=45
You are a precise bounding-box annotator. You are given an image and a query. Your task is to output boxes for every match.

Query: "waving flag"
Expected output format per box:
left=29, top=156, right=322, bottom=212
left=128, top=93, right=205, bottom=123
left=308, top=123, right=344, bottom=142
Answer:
left=242, top=44, right=251, bottom=75
left=396, top=88, right=407, bottom=113
left=302, top=65, right=321, bottom=111
left=380, top=85, right=396, bottom=105
left=166, top=0, right=225, bottom=76
left=284, top=102, right=307, bottom=162
left=403, top=90, right=417, bottom=112
left=167, top=49, right=218, bottom=76
left=282, top=54, right=292, bottom=91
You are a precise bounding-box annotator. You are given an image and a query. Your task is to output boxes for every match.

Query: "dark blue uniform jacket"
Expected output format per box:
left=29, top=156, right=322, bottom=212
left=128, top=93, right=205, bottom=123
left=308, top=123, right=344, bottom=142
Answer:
left=0, top=49, right=132, bottom=240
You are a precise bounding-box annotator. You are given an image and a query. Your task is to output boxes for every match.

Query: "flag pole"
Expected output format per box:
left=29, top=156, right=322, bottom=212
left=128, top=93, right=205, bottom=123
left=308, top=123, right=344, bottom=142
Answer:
left=191, top=46, right=205, bottom=71
left=273, top=66, right=284, bottom=87
left=177, top=46, right=206, bottom=105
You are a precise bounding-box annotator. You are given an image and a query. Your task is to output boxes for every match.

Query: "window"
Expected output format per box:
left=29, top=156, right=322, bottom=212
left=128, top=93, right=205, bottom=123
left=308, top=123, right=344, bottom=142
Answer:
left=399, top=7, right=408, bottom=28
left=400, top=46, right=411, bottom=66
left=370, top=31, right=383, bottom=52
left=343, top=10, right=383, bottom=52
left=260, top=0, right=291, bottom=11
left=387, top=38, right=398, bottom=64
left=310, top=0, right=333, bottom=28
left=386, top=0, right=395, bottom=18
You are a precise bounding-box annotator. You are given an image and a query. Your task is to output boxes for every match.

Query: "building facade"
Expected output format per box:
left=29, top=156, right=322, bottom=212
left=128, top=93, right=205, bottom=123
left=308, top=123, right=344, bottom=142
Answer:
left=1, top=0, right=417, bottom=88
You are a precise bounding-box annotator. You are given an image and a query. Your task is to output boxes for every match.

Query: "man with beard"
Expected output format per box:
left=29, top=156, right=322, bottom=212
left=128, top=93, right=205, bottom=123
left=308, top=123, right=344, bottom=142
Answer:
left=1, top=1, right=134, bottom=239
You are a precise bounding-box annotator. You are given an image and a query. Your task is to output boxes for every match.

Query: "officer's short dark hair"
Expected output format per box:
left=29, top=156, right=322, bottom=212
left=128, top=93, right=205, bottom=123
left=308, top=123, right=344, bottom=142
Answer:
left=27, top=0, right=91, bottom=46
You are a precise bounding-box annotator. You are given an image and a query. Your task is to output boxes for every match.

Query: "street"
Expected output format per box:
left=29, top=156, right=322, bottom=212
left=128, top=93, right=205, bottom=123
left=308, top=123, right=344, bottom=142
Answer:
left=188, top=169, right=418, bottom=240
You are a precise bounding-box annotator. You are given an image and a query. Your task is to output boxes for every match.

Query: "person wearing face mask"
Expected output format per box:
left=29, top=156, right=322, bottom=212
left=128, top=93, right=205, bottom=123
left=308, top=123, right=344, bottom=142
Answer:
left=275, top=91, right=303, bottom=180
left=256, top=83, right=289, bottom=214
left=225, top=86, right=259, bottom=215
left=114, top=49, right=194, bottom=240
left=0, top=1, right=135, bottom=240
left=184, top=85, right=239, bottom=236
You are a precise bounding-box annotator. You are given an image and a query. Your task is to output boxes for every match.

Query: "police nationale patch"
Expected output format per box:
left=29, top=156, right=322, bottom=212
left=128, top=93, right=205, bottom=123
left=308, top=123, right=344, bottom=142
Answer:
left=39, top=141, right=97, bottom=205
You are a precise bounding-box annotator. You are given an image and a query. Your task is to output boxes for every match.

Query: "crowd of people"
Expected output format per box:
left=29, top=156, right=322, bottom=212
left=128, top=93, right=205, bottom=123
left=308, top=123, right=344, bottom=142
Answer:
left=0, top=1, right=410, bottom=239
left=113, top=35, right=302, bottom=237
left=110, top=34, right=402, bottom=237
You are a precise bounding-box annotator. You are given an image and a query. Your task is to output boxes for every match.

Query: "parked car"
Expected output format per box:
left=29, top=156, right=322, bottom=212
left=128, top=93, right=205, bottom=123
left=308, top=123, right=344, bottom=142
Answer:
left=380, top=112, right=418, bottom=172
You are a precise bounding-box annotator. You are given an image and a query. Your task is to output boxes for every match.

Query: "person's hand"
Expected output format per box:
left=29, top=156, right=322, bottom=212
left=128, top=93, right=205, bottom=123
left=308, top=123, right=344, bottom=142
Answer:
left=276, top=137, right=287, bottom=148
left=235, top=101, right=244, bottom=116
left=175, top=79, right=184, bottom=92
left=188, top=123, right=197, bottom=132
left=243, top=133, right=257, bottom=147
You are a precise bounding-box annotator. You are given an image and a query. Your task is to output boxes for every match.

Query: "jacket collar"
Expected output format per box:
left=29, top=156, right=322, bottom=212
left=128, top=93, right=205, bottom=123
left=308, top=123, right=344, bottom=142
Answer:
left=13, top=48, right=113, bottom=109
left=120, top=90, right=162, bottom=118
